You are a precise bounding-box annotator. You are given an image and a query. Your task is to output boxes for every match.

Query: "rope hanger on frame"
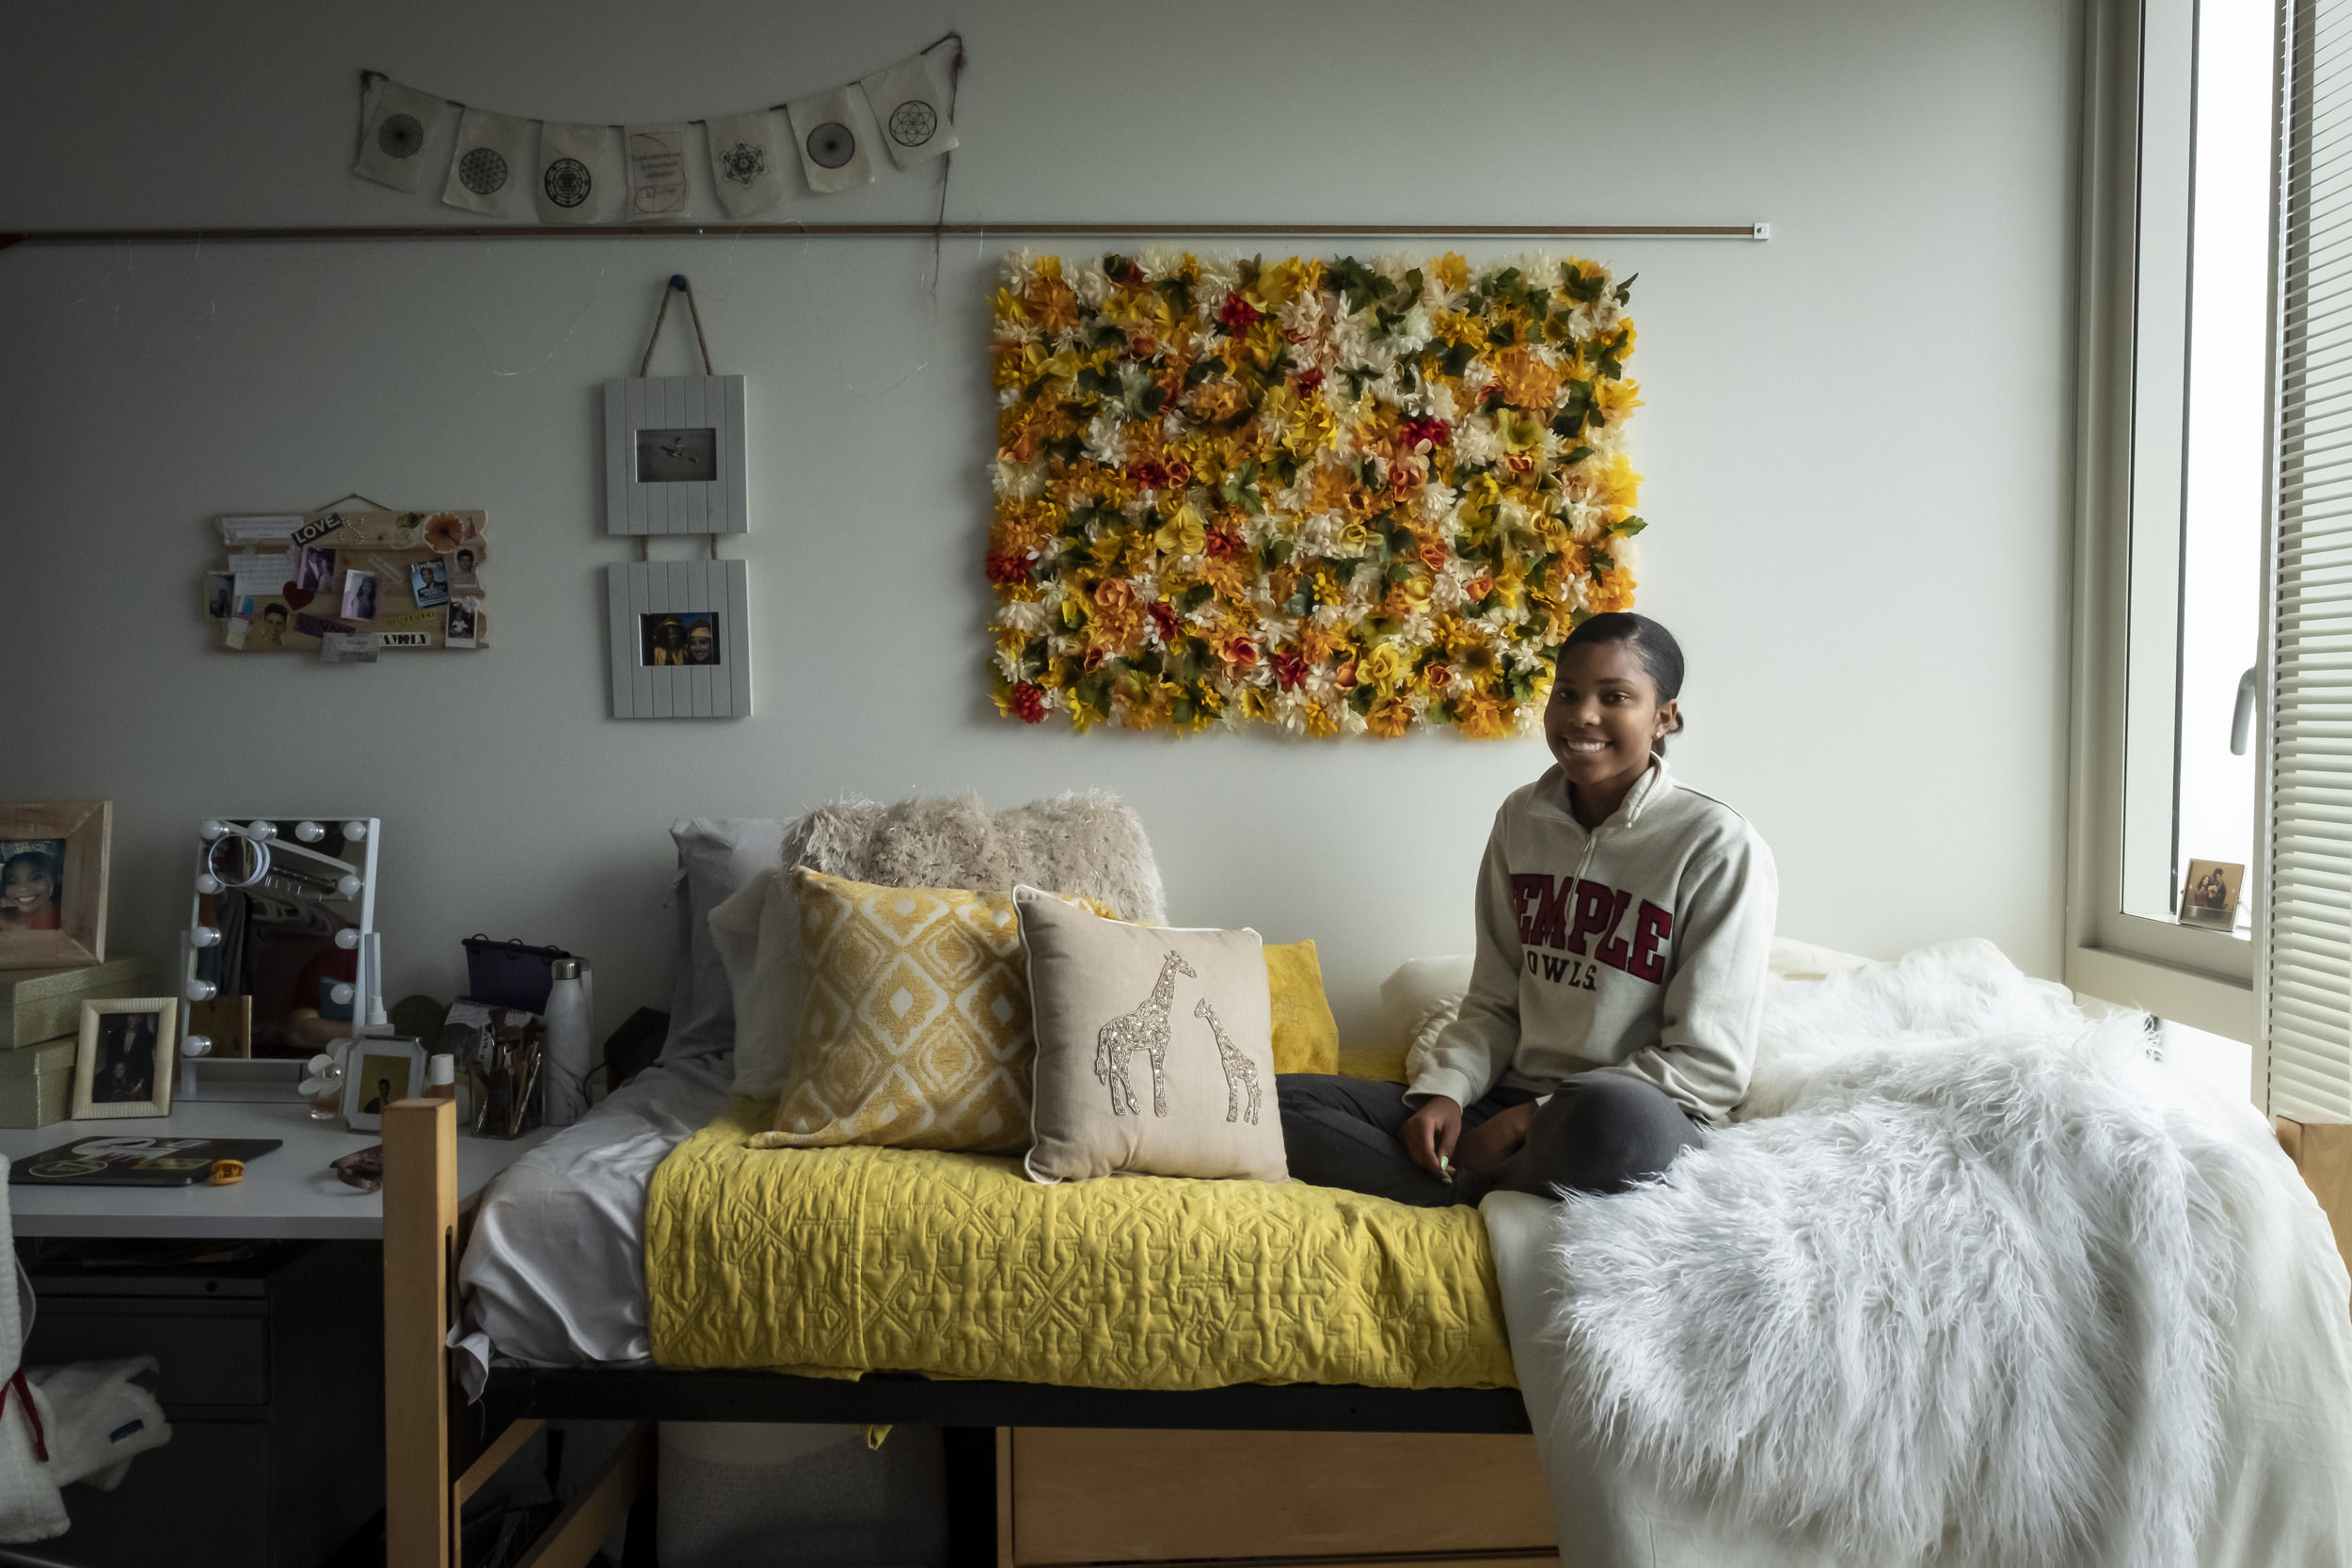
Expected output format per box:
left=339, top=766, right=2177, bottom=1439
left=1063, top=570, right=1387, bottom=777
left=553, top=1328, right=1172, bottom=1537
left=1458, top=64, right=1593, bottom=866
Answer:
left=633, top=275, right=721, bottom=564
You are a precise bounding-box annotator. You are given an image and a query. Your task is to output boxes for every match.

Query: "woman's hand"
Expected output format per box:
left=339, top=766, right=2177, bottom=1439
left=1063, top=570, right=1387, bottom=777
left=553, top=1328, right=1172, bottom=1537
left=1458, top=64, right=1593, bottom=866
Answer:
left=1400, top=1095, right=1464, bottom=1180
left=1454, top=1101, right=1538, bottom=1175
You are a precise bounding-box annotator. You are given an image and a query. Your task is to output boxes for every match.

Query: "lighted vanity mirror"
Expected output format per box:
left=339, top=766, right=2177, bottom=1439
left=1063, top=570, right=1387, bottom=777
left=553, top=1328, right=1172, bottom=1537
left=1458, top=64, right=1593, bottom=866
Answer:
left=183, top=818, right=379, bottom=1061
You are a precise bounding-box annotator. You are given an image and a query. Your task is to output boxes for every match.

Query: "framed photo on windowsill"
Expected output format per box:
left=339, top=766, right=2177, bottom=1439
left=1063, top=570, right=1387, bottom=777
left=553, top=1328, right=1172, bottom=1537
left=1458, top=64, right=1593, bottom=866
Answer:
left=0, top=800, right=111, bottom=968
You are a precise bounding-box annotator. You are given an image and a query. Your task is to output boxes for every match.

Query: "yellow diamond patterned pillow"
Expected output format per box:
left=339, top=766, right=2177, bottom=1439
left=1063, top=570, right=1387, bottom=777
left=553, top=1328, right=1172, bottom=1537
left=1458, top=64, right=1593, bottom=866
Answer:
left=752, top=868, right=1099, bottom=1154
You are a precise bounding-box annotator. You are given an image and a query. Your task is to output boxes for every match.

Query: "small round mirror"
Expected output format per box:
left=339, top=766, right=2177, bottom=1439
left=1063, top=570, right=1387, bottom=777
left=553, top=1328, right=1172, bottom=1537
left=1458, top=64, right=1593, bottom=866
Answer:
left=204, top=832, right=270, bottom=890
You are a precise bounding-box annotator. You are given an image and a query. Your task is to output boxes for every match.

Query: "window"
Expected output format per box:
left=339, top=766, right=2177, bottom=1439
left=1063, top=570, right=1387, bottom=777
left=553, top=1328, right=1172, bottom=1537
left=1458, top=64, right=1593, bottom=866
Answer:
left=2069, top=0, right=2277, bottom=1045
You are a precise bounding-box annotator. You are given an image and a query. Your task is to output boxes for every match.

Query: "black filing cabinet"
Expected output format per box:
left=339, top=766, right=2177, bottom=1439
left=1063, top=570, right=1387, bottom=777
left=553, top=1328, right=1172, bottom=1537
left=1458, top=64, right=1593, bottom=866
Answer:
left=17, top=1239, right=384, bottom=1567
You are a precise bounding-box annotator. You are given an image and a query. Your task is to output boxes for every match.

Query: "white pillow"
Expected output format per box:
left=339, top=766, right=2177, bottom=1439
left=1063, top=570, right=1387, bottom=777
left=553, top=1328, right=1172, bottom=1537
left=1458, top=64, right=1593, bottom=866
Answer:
left=708, top=867, right=800, bottom=1099
left=664, top=818, right=787, bottom=1063
left=1381, top=955, right=1472, bottom=1081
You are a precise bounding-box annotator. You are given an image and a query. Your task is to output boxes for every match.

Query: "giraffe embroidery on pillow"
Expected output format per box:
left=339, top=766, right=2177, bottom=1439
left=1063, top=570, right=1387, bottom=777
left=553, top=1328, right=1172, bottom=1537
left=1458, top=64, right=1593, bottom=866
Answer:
left=1194, top=996, right=1262, bottom=1125
left=1094, top=950, right=1195, bottom=1117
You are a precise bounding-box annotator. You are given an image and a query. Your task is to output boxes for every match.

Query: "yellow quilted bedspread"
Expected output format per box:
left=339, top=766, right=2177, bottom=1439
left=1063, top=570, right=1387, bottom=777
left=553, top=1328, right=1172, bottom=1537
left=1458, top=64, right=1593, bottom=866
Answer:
left=645, top=1097, right=1517, bottom=1390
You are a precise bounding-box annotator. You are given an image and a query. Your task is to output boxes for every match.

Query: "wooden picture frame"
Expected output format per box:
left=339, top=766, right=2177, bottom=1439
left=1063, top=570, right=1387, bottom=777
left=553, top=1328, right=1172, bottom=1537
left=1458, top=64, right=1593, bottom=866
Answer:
left=342, top=1037, right=426, bottom=1132
left=73, top=997, right=177, bottom=1120
left=605, top=560, right=752, bottom=719
left=0, top=800, right=111, bottom=967
left=603, top=375, right=749, bottom=536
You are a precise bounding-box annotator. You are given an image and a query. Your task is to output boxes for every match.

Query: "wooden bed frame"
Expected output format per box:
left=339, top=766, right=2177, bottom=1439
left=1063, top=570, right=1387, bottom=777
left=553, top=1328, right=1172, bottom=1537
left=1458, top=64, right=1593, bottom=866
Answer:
left=381, top=1097, right=2352, bottom=1568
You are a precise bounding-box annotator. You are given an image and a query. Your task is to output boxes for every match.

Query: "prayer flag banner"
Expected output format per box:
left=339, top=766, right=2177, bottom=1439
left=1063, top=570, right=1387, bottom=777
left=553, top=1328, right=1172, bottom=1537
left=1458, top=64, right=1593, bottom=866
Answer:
left=535, top=121, right=620, bottom=224
left=441, top=107, right=534, bottom=215
left=705, top=110, right=788, bottom=217
left=786, top=87, right=873, bottom=195
left=860, top=51, right=959, bottom=171
left=625, top=123, right=696, bottom=221
left=354, top=79, right=455, bottom=192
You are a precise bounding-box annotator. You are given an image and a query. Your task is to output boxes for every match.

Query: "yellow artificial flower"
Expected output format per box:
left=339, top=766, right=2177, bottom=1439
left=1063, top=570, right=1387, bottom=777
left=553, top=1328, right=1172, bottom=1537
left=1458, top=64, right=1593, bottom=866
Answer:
left=1431, top=312, right=1488, bottom=351
left=1154, top=503, right=1208, bottom=557
left=1454, top=689, right=1510, bottom=739
left=1593, top=376, right=1644, bottom=425
left=1594, top=452, right=1642, bottom=510
left=1433, top=253, right=1470, bottom=293
left=1358, top=641, right=1407, bottom=691
left=992, top=287, right=1030, bottom=325
left=1365, top=693, right=1416, bottom=738
left=1496, top=409, right=1546, bottom=453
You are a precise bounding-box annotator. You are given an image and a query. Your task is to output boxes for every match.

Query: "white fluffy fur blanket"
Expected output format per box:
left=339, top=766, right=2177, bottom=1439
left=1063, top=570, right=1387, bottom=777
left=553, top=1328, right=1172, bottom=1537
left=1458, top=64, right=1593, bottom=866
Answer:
left=1537, top=942, right=2284, bottom=1568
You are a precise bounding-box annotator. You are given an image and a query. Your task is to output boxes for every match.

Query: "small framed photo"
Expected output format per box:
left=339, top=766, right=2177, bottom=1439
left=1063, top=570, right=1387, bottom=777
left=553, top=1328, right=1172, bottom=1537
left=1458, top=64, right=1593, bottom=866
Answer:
left=606, top=561, right=750, bottom=719
left=74, top=998, right=177, bottom=1120
left=603, top=374, right=748, bottom=536
left=2179, top=859, right=2246, bottom=928
left=342, top=1037, right=426, bottom=1132
left=0, top=800, right=111, bottom=967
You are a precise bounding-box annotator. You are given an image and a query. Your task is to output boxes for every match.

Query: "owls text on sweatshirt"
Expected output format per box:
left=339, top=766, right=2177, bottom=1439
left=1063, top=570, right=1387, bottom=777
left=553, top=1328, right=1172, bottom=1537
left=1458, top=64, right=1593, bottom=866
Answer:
left=1409, top=759, right=1776, bottom=1126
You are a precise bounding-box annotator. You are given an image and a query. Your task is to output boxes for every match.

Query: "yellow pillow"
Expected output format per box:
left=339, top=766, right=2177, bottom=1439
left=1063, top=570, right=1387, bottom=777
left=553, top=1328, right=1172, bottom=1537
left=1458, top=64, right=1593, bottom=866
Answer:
left=752, top=869, right=1110, bottom=1154
left=1265, top=939, right=1340, bottom=1075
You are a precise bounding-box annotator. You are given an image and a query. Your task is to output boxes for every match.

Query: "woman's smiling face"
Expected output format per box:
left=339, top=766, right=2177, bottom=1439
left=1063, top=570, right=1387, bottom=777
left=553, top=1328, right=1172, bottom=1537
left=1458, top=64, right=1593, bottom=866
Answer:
left=1544, top=640, right=1677, bottom=800
left=0, top=860, right=54, bottom=913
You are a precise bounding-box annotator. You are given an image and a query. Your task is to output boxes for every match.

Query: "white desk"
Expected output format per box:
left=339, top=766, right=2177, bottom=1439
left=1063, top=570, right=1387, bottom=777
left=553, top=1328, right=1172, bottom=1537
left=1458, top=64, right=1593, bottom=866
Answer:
left=0, top=1101, right=553, bottom=1239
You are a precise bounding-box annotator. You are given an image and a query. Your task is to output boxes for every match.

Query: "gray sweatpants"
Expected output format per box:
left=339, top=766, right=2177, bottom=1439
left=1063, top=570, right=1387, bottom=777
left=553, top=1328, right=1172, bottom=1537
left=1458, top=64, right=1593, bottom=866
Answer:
left=1276, top=1070, right=1706, bottom=1208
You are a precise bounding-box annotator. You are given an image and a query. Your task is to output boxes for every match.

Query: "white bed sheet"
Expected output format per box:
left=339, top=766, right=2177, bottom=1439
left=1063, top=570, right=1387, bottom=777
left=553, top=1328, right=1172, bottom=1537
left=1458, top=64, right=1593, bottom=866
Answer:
left=453, top=1055, right=732, bottom=1398
left=1485, top=1050, right=2352, bottom=1568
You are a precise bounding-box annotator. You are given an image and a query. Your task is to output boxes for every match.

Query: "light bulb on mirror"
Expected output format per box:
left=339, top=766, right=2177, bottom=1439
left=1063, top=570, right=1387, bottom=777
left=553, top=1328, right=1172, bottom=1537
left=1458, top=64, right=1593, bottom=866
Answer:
left=342, top=820, right=369, bottom=841
left=195, top=873, right=222, bottom=895
left=183, top=1034, right=213, bottom=1059
left=336, top=875, right=365, bottom=899
left=185, top=979, right=217, bottom=1003
left=199, top=818, right=226, bottom=841
left=246, top=820, right=276, bottom=840
left=294, top=820, right=324, bottom=843
left=191, top=927, right=220, bottom=948
left=329, top=983, right=355, bottom=1006
left=333, top=928, right=360, bottom=950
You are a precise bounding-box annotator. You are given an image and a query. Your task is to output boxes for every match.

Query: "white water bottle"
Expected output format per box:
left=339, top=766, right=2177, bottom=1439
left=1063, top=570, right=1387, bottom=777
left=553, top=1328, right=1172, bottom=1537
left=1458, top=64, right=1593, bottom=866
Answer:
left=541, top=958, right=592, bottom=1126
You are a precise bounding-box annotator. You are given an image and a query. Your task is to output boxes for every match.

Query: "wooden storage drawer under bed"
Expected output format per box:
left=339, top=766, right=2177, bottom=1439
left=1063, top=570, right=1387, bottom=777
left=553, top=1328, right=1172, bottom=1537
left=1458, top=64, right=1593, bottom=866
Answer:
left=998, top=1426, right=1559, bottom=1568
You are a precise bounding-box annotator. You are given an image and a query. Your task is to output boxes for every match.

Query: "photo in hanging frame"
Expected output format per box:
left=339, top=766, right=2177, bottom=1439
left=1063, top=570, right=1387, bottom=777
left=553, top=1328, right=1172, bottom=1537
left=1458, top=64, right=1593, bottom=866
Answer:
left=602, top=375, right=748, bottom=536
left=605, top=560, right=749, bottom=718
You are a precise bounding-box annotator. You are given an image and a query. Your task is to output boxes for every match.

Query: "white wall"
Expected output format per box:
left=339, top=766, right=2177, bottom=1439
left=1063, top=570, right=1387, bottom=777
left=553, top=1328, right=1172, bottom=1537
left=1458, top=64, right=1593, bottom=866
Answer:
left=0, top=0, right=2080, bottom=1044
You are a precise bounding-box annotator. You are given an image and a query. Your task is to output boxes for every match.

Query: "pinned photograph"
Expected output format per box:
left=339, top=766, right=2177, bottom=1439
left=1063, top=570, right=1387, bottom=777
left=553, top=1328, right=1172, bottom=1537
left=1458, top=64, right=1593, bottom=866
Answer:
left=0, top=839, right=66, bottom=934
left=2179, top=859, right=2246, bottom=928
left=248, top=602, right=293, bottom=650
left=342, top=1037, right=425, bottom=1132
left=446, top=597, right=480, bottom=649
left=409, top=558, right=450, bottom=608
left=640, top=610, right=722, bottom=667
left=446, top=542, right=485, bottom=588
left=72, top=997, right=176, bottom=1121
left=341, top=568, right=379, bottom=621
left=293, top=546, right=338, bottom=591
left=205, top=571, right=234, bottom=621
left=224, top=598, right=255, bottom=650
left=636, top=426, right=718, bottom=484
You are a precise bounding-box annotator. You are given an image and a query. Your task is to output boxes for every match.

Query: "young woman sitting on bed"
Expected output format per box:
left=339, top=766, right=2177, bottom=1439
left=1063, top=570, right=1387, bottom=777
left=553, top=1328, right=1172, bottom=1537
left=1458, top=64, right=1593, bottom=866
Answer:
left=1279, top=612, right=1776, bottom=1206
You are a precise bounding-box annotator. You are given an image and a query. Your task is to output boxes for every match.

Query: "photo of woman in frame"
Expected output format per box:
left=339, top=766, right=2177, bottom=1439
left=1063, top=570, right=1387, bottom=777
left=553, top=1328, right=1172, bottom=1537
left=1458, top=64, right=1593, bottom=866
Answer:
left=0, top=842, right=65, bottom=931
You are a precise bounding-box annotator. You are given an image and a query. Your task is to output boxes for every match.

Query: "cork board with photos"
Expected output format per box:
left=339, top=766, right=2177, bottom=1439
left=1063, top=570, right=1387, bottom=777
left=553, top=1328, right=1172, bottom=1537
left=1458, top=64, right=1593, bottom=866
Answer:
left=205, top=508, right=490, bottom=657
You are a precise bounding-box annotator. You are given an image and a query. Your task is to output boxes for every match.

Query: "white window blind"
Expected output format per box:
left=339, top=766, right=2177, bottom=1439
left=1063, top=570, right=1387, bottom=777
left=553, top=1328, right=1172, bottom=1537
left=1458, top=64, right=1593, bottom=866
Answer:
left=2269, top=0, right=2352, bottom=1120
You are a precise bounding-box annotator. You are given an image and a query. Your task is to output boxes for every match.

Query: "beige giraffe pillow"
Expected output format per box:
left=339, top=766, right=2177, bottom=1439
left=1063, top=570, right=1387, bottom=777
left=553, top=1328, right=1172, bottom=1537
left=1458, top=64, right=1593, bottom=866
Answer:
left=1015, top=886, right=1286, bottom=1184
left=750, top=869, right=1114, bottom=1154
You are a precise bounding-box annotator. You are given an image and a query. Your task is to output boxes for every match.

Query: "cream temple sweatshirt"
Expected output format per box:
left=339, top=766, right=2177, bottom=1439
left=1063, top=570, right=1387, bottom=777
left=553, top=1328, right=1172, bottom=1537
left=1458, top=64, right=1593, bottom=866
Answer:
left=1409, top=759, right=1777, bottom=1126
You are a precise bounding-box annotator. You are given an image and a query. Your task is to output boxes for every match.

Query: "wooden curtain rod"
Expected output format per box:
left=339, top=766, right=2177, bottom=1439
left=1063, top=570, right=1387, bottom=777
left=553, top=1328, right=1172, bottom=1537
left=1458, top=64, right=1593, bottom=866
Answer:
left=0, top=220, right=1769, bottom=249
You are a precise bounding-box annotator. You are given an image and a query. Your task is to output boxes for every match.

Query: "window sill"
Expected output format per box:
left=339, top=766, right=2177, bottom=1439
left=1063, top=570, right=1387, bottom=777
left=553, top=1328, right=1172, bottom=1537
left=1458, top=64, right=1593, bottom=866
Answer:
left=2066, top=941, right=2256, bottom=1052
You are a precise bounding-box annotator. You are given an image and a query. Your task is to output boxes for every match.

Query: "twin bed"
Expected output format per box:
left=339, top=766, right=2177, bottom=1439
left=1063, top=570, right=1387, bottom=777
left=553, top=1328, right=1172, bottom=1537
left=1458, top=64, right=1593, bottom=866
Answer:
left=378, top=811, right=2352, bottom=1568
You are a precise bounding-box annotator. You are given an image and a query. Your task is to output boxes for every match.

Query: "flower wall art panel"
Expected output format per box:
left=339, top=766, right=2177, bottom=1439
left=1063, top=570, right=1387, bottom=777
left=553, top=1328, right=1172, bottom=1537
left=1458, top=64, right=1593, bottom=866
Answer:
left=987, top=250, right=1645, bottom=738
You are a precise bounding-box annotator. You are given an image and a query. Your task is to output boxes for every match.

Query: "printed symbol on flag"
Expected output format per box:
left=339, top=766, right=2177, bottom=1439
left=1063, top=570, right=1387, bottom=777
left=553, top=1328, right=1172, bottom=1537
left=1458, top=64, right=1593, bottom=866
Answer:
left=886, top=101, right=938, bottom=148
left=716, top=140, right=768, bottom=186
left=379, top=114, right=425, bottom=160
left=544, top=157, right=594, bottom=208
left=805, top=121, right=857, bottom=169
left=458, top=147, right=509, bottom=195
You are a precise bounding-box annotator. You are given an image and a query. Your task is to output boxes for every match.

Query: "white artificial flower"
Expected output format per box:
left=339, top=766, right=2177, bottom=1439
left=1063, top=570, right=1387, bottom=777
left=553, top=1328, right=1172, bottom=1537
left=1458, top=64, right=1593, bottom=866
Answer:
left=1081, top=411, right=1127, bottom=467
left=1608, top=534, right=1643, bottom=575
left=993, top=646, right=1025, bottom=682
left=993, top=459, right=1045, bottom=499
left=1512, top=700, right=1546, bottom=738
left=1003, top=249, right=1041, bottom=292
left=1426, top=380, right=1461, bottom=421
left=1195, top=257, right=1241, bottom=319
left=1294, top=511, right=1348, bottom=555
left=1460, top=359, right=1496, bottom=394
left=1390, top=306, right=1433, bottom=354
left=1073, top=263, right=1110, bottom=309
left=1136, top=244, right=1186, bottom=281
left=995, top=386, right=1022, bottom=411
left=1273, top=689, right=1314, bottom=735
left=1454, top=414, right=1503, bottom=467
left=1329, top=309, right=1374, bottom=365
